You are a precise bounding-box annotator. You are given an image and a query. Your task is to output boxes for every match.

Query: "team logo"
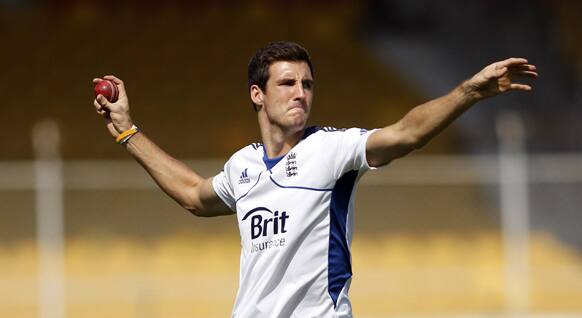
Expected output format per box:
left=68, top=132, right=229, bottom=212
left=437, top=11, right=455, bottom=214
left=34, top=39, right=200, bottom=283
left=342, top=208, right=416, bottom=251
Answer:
left=238, top=168, right=251, bottom=184
left=242, top=207, right=290, bottom=253
left=285, top=152, right=298, bottom=177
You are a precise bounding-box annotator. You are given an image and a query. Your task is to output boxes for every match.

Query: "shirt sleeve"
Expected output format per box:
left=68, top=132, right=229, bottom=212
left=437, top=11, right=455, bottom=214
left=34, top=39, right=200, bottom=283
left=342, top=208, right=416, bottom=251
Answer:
left=331, top=128, right=378, bottom=179
left=212, top=161, right=236, bottom=212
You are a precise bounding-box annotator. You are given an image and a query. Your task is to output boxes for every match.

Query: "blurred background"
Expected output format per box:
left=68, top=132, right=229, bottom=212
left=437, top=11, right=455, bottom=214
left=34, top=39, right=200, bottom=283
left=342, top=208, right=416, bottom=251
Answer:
left=0, top=0, right=581, bottom=317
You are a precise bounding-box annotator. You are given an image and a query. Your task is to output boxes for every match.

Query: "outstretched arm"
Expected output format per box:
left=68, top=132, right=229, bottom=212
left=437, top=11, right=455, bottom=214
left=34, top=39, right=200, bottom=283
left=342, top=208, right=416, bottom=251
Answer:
left=366, top=57, right=538, bottom=167
left=92, top=75, right=231, bottom=217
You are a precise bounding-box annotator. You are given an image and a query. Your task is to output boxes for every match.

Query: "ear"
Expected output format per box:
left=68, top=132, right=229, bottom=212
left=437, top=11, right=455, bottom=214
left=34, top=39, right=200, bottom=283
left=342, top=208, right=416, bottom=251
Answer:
left=250, top=85, right=264, bottom=109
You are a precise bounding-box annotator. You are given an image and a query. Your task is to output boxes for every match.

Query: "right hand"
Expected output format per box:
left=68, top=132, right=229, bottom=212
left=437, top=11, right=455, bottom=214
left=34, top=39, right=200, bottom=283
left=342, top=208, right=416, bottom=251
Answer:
left=92, top=75, right=134, bottom=138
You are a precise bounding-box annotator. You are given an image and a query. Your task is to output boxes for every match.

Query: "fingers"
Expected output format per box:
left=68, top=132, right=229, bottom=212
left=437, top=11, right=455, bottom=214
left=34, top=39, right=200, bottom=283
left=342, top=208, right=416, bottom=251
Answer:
left=514, top=70, right=538, bottom=79
left=508, top=64, right=538, bottom=79
left=94, top=94, right=111, bottom=113
left=514, top=63, right=536, bottom=71
left=95, top=94, right=110, bottom=107
left=490, top=60, right=538, bottom=78
left=102, top=75, right=127, bottom=98
left=94, top=75, right=124, bottom=85
left=499, top=57, right=529, bottom=68
left=509, top=83, right=532, bottom=91
left=505, top=63, right=538, bottom=92
left=102, top=75, right=123, bottom=85
left=510, top=63, right=537, bottom=72
left=93, top=96, right=111, bottom=119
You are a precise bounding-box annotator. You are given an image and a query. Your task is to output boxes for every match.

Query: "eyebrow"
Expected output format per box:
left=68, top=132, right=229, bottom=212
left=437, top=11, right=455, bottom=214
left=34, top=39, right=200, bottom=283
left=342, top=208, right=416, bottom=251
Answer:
left=276, top=78, right=314, bottom=84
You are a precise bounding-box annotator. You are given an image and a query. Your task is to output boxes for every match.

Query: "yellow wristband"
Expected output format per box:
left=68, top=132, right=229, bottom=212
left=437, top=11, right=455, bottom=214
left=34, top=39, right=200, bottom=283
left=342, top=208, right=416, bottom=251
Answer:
left=116, top=125, right=139, bottom=144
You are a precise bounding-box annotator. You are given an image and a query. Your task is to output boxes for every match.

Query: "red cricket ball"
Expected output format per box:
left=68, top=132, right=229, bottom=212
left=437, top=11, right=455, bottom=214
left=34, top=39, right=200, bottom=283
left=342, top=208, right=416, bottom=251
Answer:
left=94, top=80, right=119, bottom=102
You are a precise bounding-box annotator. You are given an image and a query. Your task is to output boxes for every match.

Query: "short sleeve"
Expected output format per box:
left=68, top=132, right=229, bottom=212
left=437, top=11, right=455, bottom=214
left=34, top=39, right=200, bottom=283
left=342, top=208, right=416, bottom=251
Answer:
left=332, top=128, right=378, bottom=178
left=212, top=162, right=236, bottom=212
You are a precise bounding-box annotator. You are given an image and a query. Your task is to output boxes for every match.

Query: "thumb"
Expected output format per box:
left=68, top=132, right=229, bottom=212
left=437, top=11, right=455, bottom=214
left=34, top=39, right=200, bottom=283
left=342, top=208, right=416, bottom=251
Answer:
left=96, top=94, right=113, bottom=110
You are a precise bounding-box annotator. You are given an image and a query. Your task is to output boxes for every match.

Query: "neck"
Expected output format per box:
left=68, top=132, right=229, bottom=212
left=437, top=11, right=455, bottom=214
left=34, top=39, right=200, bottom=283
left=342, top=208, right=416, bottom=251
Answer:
left=258, top=116, right=305, bottom=159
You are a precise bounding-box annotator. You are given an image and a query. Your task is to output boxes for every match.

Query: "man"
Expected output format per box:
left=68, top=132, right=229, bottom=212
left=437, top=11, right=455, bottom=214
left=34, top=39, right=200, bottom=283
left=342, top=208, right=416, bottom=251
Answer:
left=92, top=41, right=537, bottom=317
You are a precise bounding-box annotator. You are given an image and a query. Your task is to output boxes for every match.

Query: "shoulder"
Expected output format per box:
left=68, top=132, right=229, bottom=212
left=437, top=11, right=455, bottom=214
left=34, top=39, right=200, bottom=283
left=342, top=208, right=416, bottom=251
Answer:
left=303, top=126, right=370, bottom=141
left=220, top=142, right=263, bottom=184
left=224, top=142, right=263, bottom=169
left=298, top=126, right=372, bottom=158
left=230, top=142, right=263, bottom=159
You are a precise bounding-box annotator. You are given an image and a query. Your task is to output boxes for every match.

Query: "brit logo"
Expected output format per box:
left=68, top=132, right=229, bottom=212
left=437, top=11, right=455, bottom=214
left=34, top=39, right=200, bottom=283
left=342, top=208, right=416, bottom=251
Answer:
left=285, top=152, right=298, bottom=177
left=242, top=206, right=290, bottom=253
left=238, top=168, right=251, bottom=184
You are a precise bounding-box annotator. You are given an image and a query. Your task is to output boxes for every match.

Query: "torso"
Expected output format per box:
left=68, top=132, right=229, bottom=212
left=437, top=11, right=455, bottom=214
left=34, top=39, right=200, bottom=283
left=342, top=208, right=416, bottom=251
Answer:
left=213, top=126, right=375, bottom=318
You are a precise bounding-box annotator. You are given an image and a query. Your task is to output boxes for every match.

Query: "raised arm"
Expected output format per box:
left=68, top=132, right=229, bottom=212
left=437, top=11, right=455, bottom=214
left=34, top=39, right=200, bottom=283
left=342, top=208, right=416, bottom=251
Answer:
left=366, top=57, right=538, bottom=167
left=92, top=75, right=231, bottom=217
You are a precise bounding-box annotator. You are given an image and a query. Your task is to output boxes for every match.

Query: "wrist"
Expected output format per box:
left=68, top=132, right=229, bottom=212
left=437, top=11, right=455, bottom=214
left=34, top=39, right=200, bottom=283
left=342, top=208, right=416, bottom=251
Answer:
left=116, top=124, right=140, bottom=145
left=116, top=121, right=134, bottom=133
left=457, top=80, right=481, bottom=104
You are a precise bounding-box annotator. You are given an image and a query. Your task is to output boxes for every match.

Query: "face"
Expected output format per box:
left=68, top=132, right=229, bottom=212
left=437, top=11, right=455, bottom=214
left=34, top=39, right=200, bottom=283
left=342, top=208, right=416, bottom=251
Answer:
left=252, top=61, right=314, bottom=132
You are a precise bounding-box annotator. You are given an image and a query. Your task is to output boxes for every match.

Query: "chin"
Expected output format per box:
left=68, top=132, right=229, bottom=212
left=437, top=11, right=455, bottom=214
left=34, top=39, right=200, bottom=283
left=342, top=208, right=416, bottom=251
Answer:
left=286, top=116, right=308, bottom=132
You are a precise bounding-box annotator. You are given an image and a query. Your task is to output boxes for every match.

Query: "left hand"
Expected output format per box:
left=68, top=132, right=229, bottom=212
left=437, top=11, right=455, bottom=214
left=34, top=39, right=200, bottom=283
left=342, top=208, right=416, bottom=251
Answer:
left=464, top=57, right=538, bottom=100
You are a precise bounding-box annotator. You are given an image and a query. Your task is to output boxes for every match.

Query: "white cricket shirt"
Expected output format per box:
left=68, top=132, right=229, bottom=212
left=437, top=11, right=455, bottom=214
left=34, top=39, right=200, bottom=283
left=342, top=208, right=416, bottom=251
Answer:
left=212, top=126, right=376, bottom=318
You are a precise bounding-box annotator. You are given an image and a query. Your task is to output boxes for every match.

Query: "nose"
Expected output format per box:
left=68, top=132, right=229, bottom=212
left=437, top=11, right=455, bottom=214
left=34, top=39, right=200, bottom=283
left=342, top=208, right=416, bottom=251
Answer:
left=293, top=82, right=305, bottom=100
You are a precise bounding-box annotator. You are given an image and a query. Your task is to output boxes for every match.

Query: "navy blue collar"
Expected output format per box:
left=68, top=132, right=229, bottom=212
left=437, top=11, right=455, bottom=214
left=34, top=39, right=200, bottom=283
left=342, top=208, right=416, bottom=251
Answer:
left=262, top=152, right=285, bottom=170
left=261, top=126, right=321, bottom=170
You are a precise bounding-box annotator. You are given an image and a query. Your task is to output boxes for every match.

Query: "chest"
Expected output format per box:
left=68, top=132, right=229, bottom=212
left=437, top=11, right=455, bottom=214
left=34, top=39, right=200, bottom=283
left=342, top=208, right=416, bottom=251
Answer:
left=230, top=151, right=335, bottom=241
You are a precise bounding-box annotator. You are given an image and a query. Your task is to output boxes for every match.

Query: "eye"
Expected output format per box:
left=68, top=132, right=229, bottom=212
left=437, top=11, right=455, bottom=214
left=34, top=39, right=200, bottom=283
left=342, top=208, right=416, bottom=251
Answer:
left=280, top=80, right=295, bottom=86
left=302, top=80, right=314, bottom=90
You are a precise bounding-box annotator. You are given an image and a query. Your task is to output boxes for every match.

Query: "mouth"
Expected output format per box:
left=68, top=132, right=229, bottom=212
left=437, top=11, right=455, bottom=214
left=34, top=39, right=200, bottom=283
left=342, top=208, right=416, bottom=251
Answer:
left=288, top=104, right=306, bottom=113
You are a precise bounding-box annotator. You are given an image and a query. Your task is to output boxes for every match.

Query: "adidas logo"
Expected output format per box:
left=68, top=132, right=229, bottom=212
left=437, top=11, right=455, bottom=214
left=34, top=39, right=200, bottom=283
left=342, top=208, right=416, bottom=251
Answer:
left=239, top=168, right=251, bottom=184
